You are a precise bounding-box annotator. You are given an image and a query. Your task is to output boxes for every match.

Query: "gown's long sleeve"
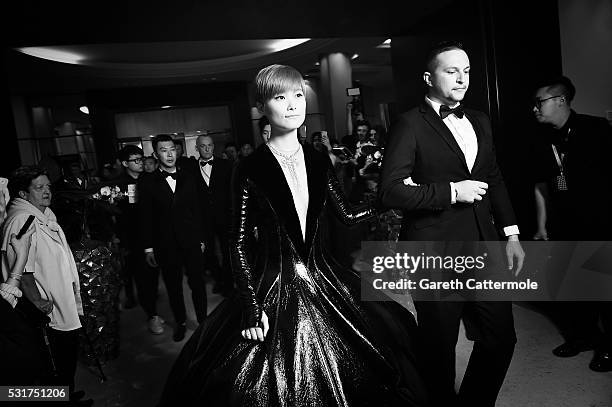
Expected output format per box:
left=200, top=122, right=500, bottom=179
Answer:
left=326, top=166, right=376, bottom=225
left=229, top=173, right=262, bottom=329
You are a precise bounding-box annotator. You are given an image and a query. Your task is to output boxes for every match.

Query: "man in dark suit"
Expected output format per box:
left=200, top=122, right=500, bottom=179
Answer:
left=188, top=134, right=234, bottom=296
left=531, top=76, right=612, bottom=372
left=116, top=145, right=164, bottom=334
left=380, top=41, right=525, bottom=407
left=139, top=134, right=209, bottom=341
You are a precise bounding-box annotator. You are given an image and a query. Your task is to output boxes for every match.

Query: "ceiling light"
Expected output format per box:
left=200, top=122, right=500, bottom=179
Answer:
left=351, top=54, right=359, bottom=60
left=161, top=105, right=171, bottom=109
left=79, top=106, right=89, bottom=114
left=377, top=39, right=392, bottom=49
left=16, top=47, right=85, bottom=65
left=269, top=38, right=310, bottom=52
left=315, top=62, right=320, bottom=66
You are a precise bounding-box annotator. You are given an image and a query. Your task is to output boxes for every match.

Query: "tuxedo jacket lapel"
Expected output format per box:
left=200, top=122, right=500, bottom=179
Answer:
left=303, top=145, right=326, bottom=253
left=464, top=111, right=485, bottom=174
left=420, top=102, right=470, bottom=173
left=155, top=170, right=175, bottom=202
left=207, top=164, right=218, bottom=190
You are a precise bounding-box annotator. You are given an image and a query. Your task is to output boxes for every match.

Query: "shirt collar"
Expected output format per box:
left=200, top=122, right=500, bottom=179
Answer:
left=559, top=110, right=576, bottom=134
left=199, top=157, right=214, bottom=163
left=425, top=96, right=461, bottom=117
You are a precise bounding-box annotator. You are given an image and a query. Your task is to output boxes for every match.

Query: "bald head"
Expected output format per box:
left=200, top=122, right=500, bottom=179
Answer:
left=196, top=135, right=215, bottom=160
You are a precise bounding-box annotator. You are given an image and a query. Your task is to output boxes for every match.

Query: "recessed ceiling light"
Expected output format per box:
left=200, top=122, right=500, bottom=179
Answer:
left=351, top=54, right=359, bottom=60
left=269, top=38, right=310, bottom=52
left=79, top=106, right=89, bottom=114
left=377, top=39, right=392, bottom=49
left=16, top=47, right=85, bottom=65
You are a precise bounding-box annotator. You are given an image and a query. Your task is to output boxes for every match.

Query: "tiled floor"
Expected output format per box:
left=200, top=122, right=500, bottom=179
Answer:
left=76, top=281, right=612, bottom=407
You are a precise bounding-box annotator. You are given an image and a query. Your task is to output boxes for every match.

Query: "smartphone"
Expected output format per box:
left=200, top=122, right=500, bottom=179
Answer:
left=16, top=215, right=35, bottom=239
left=332, top=147, right=352, bottom=157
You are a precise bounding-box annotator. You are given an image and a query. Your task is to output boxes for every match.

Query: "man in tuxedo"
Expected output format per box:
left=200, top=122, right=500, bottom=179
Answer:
left=138, top=134, right=209, bottom=341
left=61, top=162, right=89, bottom=190
left=189, top=135, right=233, bottom=296
left=531, top=76, right=612, bottom=372
left=116, top=145, right=164, bottom=334
left=380, top=41, right=525, bottom=407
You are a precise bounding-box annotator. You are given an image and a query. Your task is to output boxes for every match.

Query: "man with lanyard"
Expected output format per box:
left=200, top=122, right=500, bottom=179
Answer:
left=532, top=75, right=612, bottom=372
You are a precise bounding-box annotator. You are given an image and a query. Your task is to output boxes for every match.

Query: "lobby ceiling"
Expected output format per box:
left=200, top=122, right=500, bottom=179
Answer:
left=6, top=37, right=392, bottom=93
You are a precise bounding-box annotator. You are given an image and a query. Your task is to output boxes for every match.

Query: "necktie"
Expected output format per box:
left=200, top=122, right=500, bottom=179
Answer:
left=439, top=104, right=465, bottom=119
left=200, top=160, right=213, bottom=167
left=161, top=171, right=177, bottom=180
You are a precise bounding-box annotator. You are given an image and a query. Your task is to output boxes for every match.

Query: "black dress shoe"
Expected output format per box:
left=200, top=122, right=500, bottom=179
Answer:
left=173, top=323, right=187, bottom=342
left=552, top=341, right=593, bottom=357
left=589, top=350, right=612, bottom=372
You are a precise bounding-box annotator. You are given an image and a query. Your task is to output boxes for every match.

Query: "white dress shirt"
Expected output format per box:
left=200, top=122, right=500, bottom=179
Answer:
left=426, top=96, right=478, bottom=171
left=162, top=168, right=177, bottom=193
left=199, top=158, right=213, bottom=186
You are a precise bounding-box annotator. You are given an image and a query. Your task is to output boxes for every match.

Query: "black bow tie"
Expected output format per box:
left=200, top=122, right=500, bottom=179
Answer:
left=439, top=104, right=465, bottom=119
left=161, top=171, right=178, bottom=180
left=200, top=160, right=213, bottom=167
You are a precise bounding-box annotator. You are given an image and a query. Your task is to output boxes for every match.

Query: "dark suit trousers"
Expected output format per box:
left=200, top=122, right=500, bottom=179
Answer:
left=554, top=301, right=612, bottom=351
left=156, top=243, right=207, bottom=324
left=415, top=300, right=516, bottom=407
left=204, top=224, right=232, bottom=288
left=0, top=300, right=46, bottom=385
left=125, top=249, right=159, bottom=318
left=46, top=328, right=80, bottom=394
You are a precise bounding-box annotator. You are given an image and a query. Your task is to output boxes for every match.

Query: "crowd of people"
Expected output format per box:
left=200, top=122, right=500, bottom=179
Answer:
left=1, top=40, right=611, bottom=407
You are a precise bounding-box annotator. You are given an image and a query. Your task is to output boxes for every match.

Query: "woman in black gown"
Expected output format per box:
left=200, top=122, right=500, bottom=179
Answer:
left=159, top=65, right=427, bottom=407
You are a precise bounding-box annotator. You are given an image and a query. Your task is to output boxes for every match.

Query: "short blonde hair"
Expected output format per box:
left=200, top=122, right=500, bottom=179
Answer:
left=255, top=64, right=305, bottom=104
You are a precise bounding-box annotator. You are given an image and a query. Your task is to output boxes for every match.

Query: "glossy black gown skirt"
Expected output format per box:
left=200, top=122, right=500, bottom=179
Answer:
left=159, top=252, right=427, bottom=407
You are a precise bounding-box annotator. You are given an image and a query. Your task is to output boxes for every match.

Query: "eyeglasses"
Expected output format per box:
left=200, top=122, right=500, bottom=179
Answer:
left=533, top=95, right=563, bottom=109
left=127, top=158, right=144, bottom=163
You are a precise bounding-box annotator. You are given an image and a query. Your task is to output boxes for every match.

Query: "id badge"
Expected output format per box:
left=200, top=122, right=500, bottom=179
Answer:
left=554, top=174, right=568, bottom=191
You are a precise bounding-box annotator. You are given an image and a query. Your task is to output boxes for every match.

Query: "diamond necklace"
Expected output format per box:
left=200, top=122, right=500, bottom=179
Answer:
left=267, top=142, right=303, bottom=190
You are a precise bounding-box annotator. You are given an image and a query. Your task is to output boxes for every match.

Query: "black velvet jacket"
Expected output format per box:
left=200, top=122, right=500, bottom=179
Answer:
left=230, top=143, right=375, bottom=327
